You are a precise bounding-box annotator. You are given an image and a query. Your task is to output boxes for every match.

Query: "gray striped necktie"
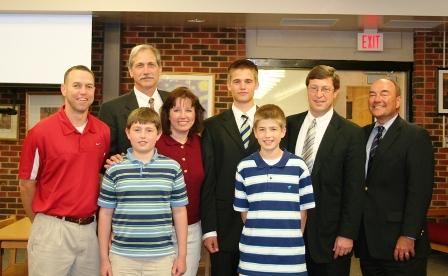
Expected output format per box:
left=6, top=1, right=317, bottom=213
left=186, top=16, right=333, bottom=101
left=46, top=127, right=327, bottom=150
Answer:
left=302, top=119, right=316, bottom=172
left=148, top=97, right=155, bottom=109
left=240, top=114, right=250, bottom=149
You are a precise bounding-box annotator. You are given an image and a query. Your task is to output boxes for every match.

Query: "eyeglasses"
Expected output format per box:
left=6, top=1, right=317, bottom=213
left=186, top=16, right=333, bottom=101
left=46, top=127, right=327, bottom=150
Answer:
left=308, top=85, right=334, bottom=94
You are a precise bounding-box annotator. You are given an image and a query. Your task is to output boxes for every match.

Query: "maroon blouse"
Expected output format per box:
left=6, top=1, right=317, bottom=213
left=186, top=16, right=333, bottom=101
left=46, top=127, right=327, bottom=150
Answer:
left=156, top=134, right=204, bottom=225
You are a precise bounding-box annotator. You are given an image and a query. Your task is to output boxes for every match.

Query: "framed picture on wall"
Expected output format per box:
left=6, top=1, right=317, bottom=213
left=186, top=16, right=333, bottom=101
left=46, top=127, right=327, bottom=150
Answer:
left=158, top=73, right=215, bottom=118
left=26, top=92, right=64, bottom=130
left=0, top=105, right=19, bottom=141
left=437, top=68, right=448, bottom=113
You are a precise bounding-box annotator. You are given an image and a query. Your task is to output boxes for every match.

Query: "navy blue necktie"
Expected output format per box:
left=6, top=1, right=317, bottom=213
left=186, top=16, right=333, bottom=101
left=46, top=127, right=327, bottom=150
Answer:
left=368, top=126, right=384, bottom=173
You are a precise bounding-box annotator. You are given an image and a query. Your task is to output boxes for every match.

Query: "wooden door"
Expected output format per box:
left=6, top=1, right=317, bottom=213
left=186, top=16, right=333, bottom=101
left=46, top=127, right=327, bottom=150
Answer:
left=346, top=86, right=373, bottom=127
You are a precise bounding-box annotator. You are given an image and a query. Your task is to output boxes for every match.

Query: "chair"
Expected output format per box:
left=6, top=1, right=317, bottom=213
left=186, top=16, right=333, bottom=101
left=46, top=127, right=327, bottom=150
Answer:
left=427, top=208, right=448, bottom=253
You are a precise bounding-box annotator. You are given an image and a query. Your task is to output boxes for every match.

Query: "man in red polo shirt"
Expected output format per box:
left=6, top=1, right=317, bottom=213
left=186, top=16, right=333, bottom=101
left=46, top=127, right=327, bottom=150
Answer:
left=19, top=65, right=110, bottom=276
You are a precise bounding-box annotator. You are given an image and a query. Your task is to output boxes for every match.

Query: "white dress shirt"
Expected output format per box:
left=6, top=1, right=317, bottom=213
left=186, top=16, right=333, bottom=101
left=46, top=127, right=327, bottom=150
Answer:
left=134, top=87, right=164, bottom=114
left=295, top=109, right=334, bottom=164
left=232, top=104, right=257, bottom=130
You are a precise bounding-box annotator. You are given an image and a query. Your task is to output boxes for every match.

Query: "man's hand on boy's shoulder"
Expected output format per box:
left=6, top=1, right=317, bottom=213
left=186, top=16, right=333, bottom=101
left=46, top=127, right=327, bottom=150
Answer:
left=171, top=255, right=186, bottom=276
left=104, top=153, right=125, bottom=169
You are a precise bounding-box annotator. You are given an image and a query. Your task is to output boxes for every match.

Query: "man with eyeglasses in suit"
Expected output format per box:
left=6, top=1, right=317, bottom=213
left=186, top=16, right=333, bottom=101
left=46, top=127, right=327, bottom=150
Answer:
left=283, top=65, right=365, bottom=276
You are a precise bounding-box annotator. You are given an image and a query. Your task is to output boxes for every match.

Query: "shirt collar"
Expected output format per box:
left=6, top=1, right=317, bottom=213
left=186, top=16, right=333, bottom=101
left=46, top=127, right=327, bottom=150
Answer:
left=375, top=114, right=398, bottom=133
left=305, top=108, right=334, bottom=125
left=232, top=104, right=257, bottom=122
left=253, top=150, right=291, bottom=169
left=161, top=133, right=192, bottom=146
left=126, top=147, right=159, bottom=165
left=134, top=87, right=161, bottom=103
left=58, top=106, right=96, bottom=135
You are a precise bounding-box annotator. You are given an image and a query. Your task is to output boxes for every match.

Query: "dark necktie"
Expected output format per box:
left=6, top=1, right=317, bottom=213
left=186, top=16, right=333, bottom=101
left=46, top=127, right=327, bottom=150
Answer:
left=367, top=125, right=384, bottom=173
left=148, top=97, right=155, bottom=110
left=240, top=114, right=250, bottom=149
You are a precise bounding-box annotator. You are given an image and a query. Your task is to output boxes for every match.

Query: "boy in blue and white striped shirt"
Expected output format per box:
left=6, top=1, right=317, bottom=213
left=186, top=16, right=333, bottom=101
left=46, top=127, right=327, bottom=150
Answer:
left=98, top=107, right=188, bottom=276
left=234, top=104, right=315, bottom=276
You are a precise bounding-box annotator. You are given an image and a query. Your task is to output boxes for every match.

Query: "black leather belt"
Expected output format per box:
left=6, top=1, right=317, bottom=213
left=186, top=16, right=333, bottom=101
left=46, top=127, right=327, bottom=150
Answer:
left=54, top=215, right=95, bottom=225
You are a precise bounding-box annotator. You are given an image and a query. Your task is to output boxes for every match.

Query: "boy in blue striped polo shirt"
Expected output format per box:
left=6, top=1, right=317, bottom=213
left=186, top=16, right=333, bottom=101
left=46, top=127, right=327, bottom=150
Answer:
left=234, top=104, right=315, bottom=276
left=98, top=107, right=188, bottom=276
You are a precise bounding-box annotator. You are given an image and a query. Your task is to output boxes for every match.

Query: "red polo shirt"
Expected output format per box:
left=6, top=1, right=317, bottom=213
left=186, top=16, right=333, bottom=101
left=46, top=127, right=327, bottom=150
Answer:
left=19, top=106, right=110, bottom=218
left=156, top=134, right=204, bottom=224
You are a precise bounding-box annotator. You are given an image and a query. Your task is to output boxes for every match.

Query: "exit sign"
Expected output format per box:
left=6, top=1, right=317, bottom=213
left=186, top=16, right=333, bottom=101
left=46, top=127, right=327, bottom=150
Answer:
left=357, top=32, right=383, bottom=51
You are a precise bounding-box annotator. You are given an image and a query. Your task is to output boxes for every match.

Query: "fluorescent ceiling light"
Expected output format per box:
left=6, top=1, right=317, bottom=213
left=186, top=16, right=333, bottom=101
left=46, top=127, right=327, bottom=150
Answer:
left=255, top=70, right=285, bottom=100
left=280, top=18, right=338, bottom=27
left=187, top=18, right=205, bottom=23
left=382, top=20, right=442, bottom=29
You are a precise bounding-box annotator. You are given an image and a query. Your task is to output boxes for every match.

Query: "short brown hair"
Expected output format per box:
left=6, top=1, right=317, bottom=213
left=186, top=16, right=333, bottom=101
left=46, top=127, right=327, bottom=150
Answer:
left=128, top=44, right=162, bottom=69
left=254, top=104, right=286, bottom=129
left=126, top=107, right=161, bottom=133
left=160, top=87, right=205, bottom=136
left=306, top=65, right=340, bottom=90
left=63, top=65, right=94, bottom=84
left=227, top=59, right=258, bottom=82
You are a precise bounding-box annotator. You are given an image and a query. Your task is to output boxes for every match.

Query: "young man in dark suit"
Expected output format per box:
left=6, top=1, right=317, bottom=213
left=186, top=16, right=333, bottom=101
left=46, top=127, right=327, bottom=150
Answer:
left=200, top=59, right=259, bottom=276
left=283, top=65, right=365, bottom=276
left=99, top=44, right=169, bottom=156
left=356, top=78, right=434, bottom=276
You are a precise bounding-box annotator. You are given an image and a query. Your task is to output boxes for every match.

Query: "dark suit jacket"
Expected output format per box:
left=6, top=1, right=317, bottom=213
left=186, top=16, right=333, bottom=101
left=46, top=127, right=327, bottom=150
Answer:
left=98, top=90, right=169, bottom=156
left=356, top=116, right=434, bottom=260
left=200, top=108, right=259, bottom=252
left=284, top=111, right=365, bottom=263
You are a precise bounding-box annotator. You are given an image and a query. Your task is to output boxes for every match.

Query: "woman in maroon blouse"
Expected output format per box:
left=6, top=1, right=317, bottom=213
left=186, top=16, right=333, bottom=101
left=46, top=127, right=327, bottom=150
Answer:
left=157, top=87, right=205, bottom=276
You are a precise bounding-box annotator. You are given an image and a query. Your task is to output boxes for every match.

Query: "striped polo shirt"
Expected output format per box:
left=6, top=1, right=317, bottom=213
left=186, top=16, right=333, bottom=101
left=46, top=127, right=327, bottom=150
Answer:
left=234, top=151, right=315, bottom=276
left=98, top=149, right=188, bottom=257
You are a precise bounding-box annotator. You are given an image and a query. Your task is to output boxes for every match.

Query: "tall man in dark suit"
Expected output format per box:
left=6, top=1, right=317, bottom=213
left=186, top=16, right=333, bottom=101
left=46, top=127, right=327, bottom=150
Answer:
left=99, top=44, right=169, bottom=156
left=201, top=59, right=259, bottom=275
left=356, top=78, right=434, bottom=276
left=284, top=65, right=365, bottom=276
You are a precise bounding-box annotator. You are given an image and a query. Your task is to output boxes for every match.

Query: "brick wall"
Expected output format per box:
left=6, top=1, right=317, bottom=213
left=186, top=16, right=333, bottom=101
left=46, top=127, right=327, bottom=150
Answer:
left=0, top=91, right=24, bottom=217
left=414, top=30, right=448, bottom=208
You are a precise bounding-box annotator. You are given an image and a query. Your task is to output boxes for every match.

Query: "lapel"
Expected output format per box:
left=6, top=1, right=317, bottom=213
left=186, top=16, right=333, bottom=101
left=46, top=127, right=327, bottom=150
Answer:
left=220, top=109, right=257, bottom=151
left=367, top=116, right=403, bottom=179
left=312, top=112, right=341, bottom=177
left=124, top=91, right=139, bottom=112
left=287, top=112, right=306, bottom=151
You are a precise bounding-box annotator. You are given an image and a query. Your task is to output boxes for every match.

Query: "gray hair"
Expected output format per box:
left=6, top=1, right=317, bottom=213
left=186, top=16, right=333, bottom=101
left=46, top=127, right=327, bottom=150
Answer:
left=128, top=44, right=162, bottom=69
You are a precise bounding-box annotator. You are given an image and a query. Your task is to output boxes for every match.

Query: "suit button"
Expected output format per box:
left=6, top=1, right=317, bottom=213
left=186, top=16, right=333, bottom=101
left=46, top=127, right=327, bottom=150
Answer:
left=364, top=186, right=368, bottom=191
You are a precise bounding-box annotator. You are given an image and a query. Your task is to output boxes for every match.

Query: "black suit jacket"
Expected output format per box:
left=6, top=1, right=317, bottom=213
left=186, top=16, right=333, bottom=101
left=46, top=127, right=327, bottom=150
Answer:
left=356, top=116, right=434, bottom=260
left=98, top=90, right=169, bottom=156
left=284, top=111, right=365, bottom=263
left=200, top=109, right=259, bottom=252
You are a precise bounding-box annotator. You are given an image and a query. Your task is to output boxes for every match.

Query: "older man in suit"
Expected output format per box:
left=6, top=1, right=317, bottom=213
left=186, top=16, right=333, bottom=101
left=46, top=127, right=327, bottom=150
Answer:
left=356, top=78, right=434, bottom=276
left=200, top=59, right=259, bottom=276
left=99, top=44, right=169, bottom=156
left=283, top=65, right=365, bottom=276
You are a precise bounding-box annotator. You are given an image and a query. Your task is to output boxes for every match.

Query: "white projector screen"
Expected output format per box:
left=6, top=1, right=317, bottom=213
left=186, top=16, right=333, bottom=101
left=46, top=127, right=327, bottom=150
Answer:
left=0, top=13, right=92, bottom=85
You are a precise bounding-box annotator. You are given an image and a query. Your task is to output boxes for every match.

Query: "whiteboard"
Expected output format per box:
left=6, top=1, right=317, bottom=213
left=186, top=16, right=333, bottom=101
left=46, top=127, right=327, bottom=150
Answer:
left=0, top=13, right=92, bottom=84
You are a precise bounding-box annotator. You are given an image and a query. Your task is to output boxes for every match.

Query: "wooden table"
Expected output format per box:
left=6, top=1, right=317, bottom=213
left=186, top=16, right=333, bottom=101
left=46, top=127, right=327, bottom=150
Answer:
left=0, top=217, right=31, bottom=275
